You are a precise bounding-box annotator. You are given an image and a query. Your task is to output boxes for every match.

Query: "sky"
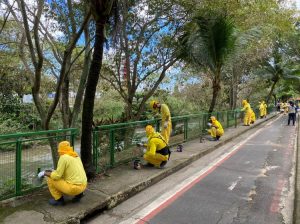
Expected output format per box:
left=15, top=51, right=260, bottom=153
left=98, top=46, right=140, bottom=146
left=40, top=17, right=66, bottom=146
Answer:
left=288, top=0, right=300, bottom=8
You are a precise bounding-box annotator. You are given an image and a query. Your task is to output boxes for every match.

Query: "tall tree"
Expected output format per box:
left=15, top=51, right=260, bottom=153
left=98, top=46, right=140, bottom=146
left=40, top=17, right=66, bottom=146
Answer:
left=80, top=0, right=117, bottom=179
left=99, top=0, right=183, bottom=121
left=179, top=12, right=236, bottom=113
left=3, top=0, right=91, bottom=164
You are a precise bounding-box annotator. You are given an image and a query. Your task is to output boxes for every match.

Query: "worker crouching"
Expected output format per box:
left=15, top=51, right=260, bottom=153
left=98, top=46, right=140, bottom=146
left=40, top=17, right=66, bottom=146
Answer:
left=143, top=125, right=171, bottom=168
left=207, top=116, right=224, bottom=141
left=38, top=141, right=87, bottom=206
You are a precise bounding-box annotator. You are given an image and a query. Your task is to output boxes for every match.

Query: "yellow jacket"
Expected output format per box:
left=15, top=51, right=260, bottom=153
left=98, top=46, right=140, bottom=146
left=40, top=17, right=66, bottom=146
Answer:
left=241, top=102, right=251, bottom=112
left=259, top=102, right=264, bottom=111
left=212, top=120, right=224, bottom=135
left=145, top=133, right=168, bottom=157
left=50, top=154, right=87, bottom=185
left=160, top=104, right=171, bottom=124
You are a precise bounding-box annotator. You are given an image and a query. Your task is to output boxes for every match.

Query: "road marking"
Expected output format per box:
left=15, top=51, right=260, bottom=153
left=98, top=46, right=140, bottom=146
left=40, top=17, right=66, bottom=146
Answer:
left=228, top=176, right=242, bottom=191
left=119, top=117, right=279, bottom=224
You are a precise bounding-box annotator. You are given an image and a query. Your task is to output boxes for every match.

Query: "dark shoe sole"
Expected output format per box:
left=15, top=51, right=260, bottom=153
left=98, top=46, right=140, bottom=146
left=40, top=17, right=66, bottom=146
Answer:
left=49, top=198, right=65, bottom=206
left=160, top=161, right=167, bottom=168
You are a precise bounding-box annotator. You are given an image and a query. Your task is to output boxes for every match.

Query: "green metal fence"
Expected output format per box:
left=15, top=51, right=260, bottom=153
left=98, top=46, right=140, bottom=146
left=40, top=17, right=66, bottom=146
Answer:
left=0, top=107, right=274, bottom=200
left=0, top=128, right=77, bottom=200
left=91, top=109, right=258, bottom=173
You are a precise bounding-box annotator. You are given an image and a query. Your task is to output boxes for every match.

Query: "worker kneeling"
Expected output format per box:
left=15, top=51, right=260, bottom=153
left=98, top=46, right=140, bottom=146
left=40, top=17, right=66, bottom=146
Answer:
left=143, top=125, right=170, bottom=168
left=207, top=116, right=224, bottom=141
left=38, top=141, right=87, bottom=206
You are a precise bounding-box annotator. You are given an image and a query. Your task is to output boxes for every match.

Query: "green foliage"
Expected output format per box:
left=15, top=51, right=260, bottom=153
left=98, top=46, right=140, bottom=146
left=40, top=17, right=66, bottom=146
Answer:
left=0, top=95, right=41, bottom=134
left=93, top=90, right=125, bottom=124
left=0, top=178, right=32, bottom=199
left=179, top=11, right=236, bottom=69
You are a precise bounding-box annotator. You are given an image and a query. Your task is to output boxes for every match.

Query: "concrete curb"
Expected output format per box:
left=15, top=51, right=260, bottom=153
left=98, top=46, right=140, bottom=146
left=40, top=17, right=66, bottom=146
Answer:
left=293, top=114, right=300, bottom=224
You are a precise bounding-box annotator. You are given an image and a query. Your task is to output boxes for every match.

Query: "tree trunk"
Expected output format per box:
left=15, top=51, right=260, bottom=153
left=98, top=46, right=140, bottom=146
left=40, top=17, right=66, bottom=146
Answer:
left=61, top=56, right=71, bottom=128
left=266, top=80, right=278, bottom=104
left=230, top=67, right=238, bottom=110
left=81, top=19, right=105, bottom=179
left=272, top=94, right=277, bottom=107
left=70, top=26, right=91, bottom=128
left=208, top=73, right=221, bottom=113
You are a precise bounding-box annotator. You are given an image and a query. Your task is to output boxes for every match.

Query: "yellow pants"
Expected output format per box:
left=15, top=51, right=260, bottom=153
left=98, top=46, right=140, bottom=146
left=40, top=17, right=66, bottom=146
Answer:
left=244, top=111, right=252, bottom=125
left=144, top=153, right=168, bottom=167
left=208, top=127, right=223, bottom=138
left=260, top=110, right=264, bottom=117
left=161, top=121, right=172, bottom=144
left=47, top=178, right=87, bottom=200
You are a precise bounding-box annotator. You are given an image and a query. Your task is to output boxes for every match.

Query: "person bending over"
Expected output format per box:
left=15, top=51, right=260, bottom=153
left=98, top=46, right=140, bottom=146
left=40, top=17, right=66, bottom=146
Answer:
left=143, top=125, right=171, bottom=168
left=207, top=116, right=224, bottom=141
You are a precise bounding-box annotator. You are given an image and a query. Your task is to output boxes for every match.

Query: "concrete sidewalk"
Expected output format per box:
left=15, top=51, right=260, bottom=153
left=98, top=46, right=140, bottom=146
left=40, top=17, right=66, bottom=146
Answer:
left=0, top=113, right=284, bottom=224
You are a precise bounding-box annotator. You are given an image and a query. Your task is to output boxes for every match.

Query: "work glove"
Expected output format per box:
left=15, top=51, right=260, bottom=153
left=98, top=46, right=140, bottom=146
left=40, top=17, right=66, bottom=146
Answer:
left=142, top=148, right=147, bottom=154
left=164, top=121, right=168, bottom=129
left=37, top=170, right=45, bottom=179
left=207, top=122, right=212, bottom=127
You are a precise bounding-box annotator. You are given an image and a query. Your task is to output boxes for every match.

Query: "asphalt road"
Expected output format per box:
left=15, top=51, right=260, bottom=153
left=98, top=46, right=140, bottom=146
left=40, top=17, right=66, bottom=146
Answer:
left=87, top=115, right=296, bottom=224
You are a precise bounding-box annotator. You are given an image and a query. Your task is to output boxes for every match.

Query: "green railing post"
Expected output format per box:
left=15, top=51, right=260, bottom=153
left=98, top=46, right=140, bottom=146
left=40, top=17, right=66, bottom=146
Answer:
left=184, top=117, right=188, bottom=141
left=202, top=113, right=206, bottom=133
left=235, top=111, right=237, bottom=128
left=92, top=129, right=98, bottom=171
left=109, top=129, right=115, bottom=167
left=70, top=129, right=76, bottom=147
left=226, top=111, right=229, bottom=128
left=15, top=138, right=22, bottom=196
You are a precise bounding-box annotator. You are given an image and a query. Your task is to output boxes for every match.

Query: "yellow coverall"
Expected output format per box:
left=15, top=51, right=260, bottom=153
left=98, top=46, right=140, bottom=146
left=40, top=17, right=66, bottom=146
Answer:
left=284, top=102, right=288, bottom=115
left=47, top=154, right=87, bottom=200
left=241, top=100, right=252, bottom=125
left=143, top=132, right=169, bottom=167
left=264, top=102, right=268, bottom=117
left=259, top=102, right=264, bottom=118
left=250, top=109, right=256, bottom=124
left=207, top=118, right=224, bottom=139
left=263, top=101, right=267, bottom=117
left=159, top=104, right=172, bottom=144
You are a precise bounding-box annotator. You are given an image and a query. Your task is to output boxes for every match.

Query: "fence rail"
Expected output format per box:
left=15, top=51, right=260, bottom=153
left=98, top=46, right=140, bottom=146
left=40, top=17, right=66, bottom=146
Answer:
left=0, top=128, right=77, bottom=200
left=0, top=107, right=274, bottom=200
left=91, top=109, right=263, bottom=173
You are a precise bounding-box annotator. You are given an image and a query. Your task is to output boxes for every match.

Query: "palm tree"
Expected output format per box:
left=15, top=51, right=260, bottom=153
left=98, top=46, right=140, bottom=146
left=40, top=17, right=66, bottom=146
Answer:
left=257, top=44, right=300, bottom=104
left=179, top=12, right=236, bottom=113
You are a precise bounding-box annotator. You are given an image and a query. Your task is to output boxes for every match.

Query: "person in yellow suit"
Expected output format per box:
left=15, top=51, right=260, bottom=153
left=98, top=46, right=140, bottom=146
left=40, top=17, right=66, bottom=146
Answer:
left=250, top=109, right=256, bottom=124
left=150, top=100, right=172, bottom=144
left=207, top=116, right=224, bottom=141
left=284, top=102, right=288, bottom=115
left=263, top=100, right=267, bottom=118
left=259, top=101, right=264, bottom=118
left=241, top=99, right=252, bottom=126
left=38, top=141, right=87, bottom=206
left=143, top=125, right=170, bottom=168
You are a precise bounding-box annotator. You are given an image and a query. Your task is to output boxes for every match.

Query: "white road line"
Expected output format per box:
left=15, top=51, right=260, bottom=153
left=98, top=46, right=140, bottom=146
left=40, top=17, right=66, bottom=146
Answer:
left=228, top=176, right=242, bottom=191
left=119, top=117, right=279, bottom=224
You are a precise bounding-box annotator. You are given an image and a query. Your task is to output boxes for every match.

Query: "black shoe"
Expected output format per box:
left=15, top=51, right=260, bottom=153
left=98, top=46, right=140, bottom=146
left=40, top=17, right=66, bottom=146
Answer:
left=72, top=193, right=84, bottom=203
left=49, top=197, right=65, bottom=206
left=160, top=161, right=167, bottom=168
left=216, top=136, right=220, bottom=140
